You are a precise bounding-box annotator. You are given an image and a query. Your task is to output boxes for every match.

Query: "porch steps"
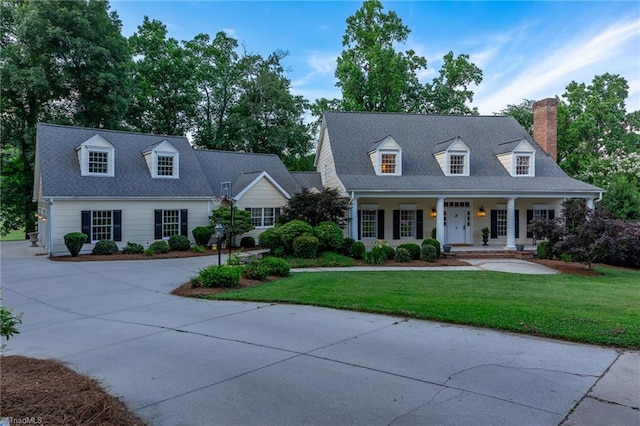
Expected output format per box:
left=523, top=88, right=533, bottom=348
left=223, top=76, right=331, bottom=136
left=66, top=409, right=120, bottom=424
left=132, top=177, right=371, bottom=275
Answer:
left=444, top=250, right=535, bottom=260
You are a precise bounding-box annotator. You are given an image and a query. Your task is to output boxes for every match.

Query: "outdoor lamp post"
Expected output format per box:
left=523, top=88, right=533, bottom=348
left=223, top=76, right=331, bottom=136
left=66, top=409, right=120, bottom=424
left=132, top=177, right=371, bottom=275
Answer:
left=214, top=222, right=224, bottom=266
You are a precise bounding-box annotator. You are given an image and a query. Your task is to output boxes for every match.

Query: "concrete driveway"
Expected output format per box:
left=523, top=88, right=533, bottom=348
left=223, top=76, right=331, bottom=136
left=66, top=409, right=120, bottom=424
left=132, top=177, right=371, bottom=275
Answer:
left=1, top=241, right=637, bottom=425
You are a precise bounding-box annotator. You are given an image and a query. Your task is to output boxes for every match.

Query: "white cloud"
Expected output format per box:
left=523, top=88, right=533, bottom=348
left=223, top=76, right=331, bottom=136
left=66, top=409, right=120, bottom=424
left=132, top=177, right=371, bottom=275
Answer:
left=221, top=27, right=237, bottom=38
left=307, top=52, right=337, bottom=74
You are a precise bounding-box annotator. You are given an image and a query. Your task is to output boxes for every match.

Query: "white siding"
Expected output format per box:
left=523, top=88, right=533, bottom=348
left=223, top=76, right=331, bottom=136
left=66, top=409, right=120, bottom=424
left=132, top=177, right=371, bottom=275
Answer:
left=316, top=128, right=346, bottom=195
left=236, top=177, right=288, bottom=242
left=48, top=199, right=211, bottom=256
left=434, top=152, right=446, bottom=173
left=496, top=153, right=512, bottom=173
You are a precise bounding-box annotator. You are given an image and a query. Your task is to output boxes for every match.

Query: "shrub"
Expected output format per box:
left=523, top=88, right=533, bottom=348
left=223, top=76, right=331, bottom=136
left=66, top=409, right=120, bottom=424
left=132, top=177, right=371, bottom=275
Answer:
left=337, top=237, right=355, bottom=256
left=363, top=246, right=387, bottom=265
left=63, top=232, right=87, bottom=257
left=122, top=241, right=144, bottom=254
left=394, top=247, right=412, bottom=263
left=240, top=236, right=256, bottom=248
left=351, top=241, right=366, bottom=259
left=261, top=257, right=291, bottom=277
left=422, top=238, right=441, bottom=258
left=242, top=260, right=270, bottom=281
left=431, top=227, right=437, bottom=239
left=279, top=220, right=314, bottom=253
left=259, top=228, right=281, bottom=251
left=92, top=240, right=119, bottom=255
left=421, top=244, right=437, bottom=262
left=397, top=243, right=421, bottom=260
left=536, top=241, right=552, bottom=259
left=192, top=226, right=213, bottom=247
left=168, top=235, right=190, bottom=251
left=226, top=251, right=244, bottom=266
left=148, top=240, right=170, bottom=254
left=381, top=244, right=395, bottom=260
left=293, top=235, right=318, bottom=259
left=193, top=265, right=241, bottom=288
left=313, top=221, right=344, bottom=252
left=191, top=245, right=206, bottom=253
left=0, top=301, right=22, bottom=342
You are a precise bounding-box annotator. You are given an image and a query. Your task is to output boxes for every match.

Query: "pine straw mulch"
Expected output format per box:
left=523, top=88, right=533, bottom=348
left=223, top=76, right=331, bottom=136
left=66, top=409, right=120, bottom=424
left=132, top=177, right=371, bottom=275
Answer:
left=527, top=258, right=604, bottom=276
left=50, top=249, right=218, bottom=262
left=0, top=355, right=146, bottom=426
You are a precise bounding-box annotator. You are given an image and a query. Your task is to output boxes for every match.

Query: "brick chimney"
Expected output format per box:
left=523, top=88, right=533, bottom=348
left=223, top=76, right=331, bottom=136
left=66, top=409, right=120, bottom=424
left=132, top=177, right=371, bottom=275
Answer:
left=533, top=98, right=558, bottom=162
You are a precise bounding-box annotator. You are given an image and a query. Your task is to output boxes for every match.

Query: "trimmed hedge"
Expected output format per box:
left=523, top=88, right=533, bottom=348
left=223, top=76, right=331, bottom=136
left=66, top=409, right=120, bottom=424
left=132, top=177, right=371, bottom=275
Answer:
left=192, top=265, right=240, bottom=288
left=148, top=240, right=170, bottom=254
left=261, top=257, right=291, bottom=277
left=192, top=226, right=213, bottom=247
left=338, top=237, right=355, bottom=256
left=421, top=244, right=437, bottom=262
left=537, top=241, right=552, bottom=259
left=242, top=260, right=270, bottom=281
left=258, top=228, right=280, bottom=250
left=92, top=240, right=119, bottom=255
left=313, top=221, right=344, bottom=252
left=168, top=235, right=190, bottom=251
left=279, top=220, right=314, bottom=253
left=122, top=241, right=144, bottom=254
left=422, top=238, right=441, bottom=258
left=293, top=234, right=318, bottom=258
left=63, top=232, right=87, bottom=257
left=240, top=236, right=256, bottom=248
left=350, top=241, right=366, bottom=259
left=397, top=243, right=421, bottom=260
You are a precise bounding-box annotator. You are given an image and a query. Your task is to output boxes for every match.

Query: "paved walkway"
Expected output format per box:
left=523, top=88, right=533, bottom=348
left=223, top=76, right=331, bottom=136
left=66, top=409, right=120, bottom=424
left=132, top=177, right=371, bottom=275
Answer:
left=1, top=241, right=638, bottom=426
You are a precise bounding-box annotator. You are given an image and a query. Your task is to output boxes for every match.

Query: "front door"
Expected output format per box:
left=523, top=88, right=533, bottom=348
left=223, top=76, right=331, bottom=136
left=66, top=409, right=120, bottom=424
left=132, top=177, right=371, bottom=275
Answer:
left=446, top=208, right=467, bottom=244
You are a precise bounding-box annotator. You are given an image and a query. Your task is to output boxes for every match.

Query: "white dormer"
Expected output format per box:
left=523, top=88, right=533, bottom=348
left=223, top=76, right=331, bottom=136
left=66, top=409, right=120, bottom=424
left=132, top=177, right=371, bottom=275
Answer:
left=143, top=140, right=180, bottom=179
left=368, top=136, right=402, bottom=176
left=433, top=137, right=470, bottom=176
left=76, top=134, right=115, bottom=177
left=496, top=139, right=536, bottom=177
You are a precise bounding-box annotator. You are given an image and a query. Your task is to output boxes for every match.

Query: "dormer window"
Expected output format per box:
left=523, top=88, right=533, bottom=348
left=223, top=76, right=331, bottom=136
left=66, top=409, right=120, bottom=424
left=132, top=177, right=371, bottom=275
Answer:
left=77, top=134, right=115, bottom=177
left=434, top=137, right=470, bottom=177
left=369, top=136, right=402, bottom=176
left=143, top=140, right=179, bottom=179
left=496, top=139, right=535, bottom=177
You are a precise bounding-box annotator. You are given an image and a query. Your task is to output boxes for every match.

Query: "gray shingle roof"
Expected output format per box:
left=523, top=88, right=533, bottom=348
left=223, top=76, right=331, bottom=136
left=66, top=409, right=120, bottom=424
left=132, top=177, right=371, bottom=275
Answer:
left=193, top=149, right=301, bottom=198
left=323, top=111, right=602, bottom=194
left=290, top=172, right=323, bottom=191
left=36, top=123, right=213, bottom=198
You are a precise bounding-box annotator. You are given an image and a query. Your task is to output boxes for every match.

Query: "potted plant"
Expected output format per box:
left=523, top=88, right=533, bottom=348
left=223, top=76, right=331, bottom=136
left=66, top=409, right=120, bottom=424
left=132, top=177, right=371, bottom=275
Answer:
left=481, top=227, right=490, bottom=246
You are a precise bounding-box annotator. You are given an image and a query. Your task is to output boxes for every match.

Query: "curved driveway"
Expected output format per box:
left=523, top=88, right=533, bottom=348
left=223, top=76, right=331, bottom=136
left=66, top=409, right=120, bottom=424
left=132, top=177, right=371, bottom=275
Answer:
left=1, top=242, right=634, bottom=425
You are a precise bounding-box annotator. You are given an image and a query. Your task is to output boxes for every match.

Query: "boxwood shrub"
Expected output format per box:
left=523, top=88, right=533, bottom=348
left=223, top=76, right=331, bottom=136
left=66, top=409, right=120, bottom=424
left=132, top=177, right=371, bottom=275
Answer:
left=350, top=241, right=366, bottom=259
left=122, top=241, right=145, bottom=254
left=537, top=241, right=552, bottom=259
left=241, top=260, right=270, bottom=281
left=192, top=226, right=213, bottom=247
left=148, top=240, right=170, bottom=254
left=168, top=235, right=190, bottom=251
left=279, top=220, right=314, bottom=253
left=394, top=247, right=412, bottom=263
left=92, top=240, right=119, bottom=255
left=313, top=221, right=343, bottom=252
left=261, top=256, right=291, bottom=277
left=293, top=234, right=318, bottom=259
left=421, top=244, right=437, bottom=262
left=259, top=228, right=281, bottom=251
left=240, top=236, right=256, bottom=248
left=421, top=238, right=441, bottom=258
left=193, top=265, right=241, bottom=288
left=397, top=243, right=421, bottom=260
left=338, top=237, right=355, bottom=256
left=63, top=232, right=87, bottom=257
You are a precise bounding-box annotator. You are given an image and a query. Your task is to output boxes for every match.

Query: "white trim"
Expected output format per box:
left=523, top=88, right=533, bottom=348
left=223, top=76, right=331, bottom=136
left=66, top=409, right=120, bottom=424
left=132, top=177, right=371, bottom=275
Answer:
left=77, top=135, right=115, bottom=177
left=234, top=171, right=291, bottom=200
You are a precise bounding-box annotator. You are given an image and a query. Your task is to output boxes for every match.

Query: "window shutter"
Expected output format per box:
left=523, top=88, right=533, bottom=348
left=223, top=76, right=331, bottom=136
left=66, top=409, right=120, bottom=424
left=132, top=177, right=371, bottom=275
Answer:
left=81, top=211, right=91, bottom=242
left=357, top=210, right=362, bottom=240
left=180, top=209, right=188, bottom=237
left=393, top=210, right=400, bottom=240
left=416, top=210, right=424, bottom=239
left=377, top=210, right=385, bottom=239
left=154, top=209, right=163, bottom=239
left=526, top=210, right=534, bottom=238
left=549, top=209, right=555, bottom=220
left=515, top=210, right=520, bottom=238
left=490, top=210, right=497, bottom=239
left=113, top=210, right=122, bottom=241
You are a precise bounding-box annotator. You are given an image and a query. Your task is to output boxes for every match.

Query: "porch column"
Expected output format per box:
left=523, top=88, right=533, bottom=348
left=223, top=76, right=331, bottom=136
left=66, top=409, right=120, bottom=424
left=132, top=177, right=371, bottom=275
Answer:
left=505, top=197, right=516, bottom=250
left=436, top=197, right=445, bottom=245
left=586, top=197, right=595, bottom=210
left=350, top=194, right=358, bottom=240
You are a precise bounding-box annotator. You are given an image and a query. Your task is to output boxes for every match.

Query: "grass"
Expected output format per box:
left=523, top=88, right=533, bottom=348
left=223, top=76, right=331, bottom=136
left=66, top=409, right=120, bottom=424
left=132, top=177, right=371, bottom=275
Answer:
left=206, top=267, right=640, bottom=349
left=0, top=228, right=25, bottom=242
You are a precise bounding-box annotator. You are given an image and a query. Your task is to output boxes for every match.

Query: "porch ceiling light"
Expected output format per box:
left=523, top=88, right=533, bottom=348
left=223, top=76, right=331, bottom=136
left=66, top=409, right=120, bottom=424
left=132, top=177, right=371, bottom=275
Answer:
left=430, top=208, right=437, bottom=218
left=478, top=206, right=486, bottom=217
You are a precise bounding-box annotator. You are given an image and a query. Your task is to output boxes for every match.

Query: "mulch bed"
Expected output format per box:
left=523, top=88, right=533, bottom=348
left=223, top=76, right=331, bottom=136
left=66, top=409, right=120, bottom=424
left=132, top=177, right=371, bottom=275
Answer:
left=0, top=355, right=146, bottom=425
left=528, top=259, right=604, bottom=276
left=50, top=248, right=253, bottom=262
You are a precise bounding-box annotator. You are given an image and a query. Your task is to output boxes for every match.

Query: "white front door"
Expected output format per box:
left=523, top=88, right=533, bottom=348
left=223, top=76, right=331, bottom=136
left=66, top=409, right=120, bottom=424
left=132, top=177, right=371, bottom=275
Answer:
left=446, top=208, right=467, bottom=244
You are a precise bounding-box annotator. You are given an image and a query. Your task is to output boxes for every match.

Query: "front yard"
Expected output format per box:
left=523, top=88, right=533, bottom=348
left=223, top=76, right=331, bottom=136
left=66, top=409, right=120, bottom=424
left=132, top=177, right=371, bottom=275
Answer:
left=204, top=266, right=640, bottom=349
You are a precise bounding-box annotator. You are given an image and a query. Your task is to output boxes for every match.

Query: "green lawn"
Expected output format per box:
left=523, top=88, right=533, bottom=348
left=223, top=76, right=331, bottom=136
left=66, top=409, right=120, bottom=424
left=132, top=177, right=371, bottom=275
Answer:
left=0, top=228, right=25, bottom=242
left=206, top=267, right=640, bottom=349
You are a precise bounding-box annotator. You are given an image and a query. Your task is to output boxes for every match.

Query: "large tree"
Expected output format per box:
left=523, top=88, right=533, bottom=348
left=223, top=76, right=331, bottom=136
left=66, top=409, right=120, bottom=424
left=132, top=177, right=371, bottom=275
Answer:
left=499, top=99, right=535, bottom=134
left=1, top=0, right=131, bottom=236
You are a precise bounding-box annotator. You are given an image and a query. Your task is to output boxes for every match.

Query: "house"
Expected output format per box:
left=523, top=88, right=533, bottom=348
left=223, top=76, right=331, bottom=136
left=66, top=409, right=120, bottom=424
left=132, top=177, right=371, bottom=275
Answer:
left=314, top=99, right=603, bottom=249
left=33, top=124, right=319, bottom=256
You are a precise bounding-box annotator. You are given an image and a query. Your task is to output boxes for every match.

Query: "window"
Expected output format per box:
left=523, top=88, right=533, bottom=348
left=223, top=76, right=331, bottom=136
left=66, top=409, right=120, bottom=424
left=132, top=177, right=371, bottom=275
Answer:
left=91, top=211, right=112, bottom=241
left=248, top=207, right=279, bottom=227
left=449, top=154, right=466, bottom=175
left=381, top=154, right=396, bottom=174
left=496, top=208, right=508, bottom=237
left=515, top=154, right=531, bottom=175
left=400, top=209, right=416, bottom=238
left=157, top=155, right=174, bottom=176
left=361, top=209, right=377, bottom=238
left=162, top=210, right=180, bottom=238
left=88, top=151, right=109, bottom=174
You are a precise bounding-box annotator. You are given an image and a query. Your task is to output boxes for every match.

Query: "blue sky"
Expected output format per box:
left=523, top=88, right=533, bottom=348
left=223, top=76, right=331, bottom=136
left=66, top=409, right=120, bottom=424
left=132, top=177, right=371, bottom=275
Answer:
left=111, top=1, right=640, bottom=115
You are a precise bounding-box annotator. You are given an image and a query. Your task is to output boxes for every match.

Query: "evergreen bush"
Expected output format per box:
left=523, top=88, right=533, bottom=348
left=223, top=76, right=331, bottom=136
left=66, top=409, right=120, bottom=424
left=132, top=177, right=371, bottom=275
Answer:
left=293, top=235, right=318, bottom=258
left=92, top=240, right=119, bottom=255
left=313, top=221, right=344, bottom=252
left=242, top=260, right=270, bottom=281
left=350, top=241, right=366, bottom=259
left=394, top=247, right=412, bottom=263
left=240, top=236, right=256, bottom=248
left=363, top=246, right=387, bottom=264
left=536, top=241, right=552, bottom=259
left=261, top=257, right=291, bottom=277
left=397, top=243, right=421, bottom=260
left=279, top=220, right=314, bottom=253
left=421, top=244, right=437, bottom=262
left=193, top=265, right=241, bottom=288
left=122, top=241, right=144, bottom=254
left=63, top=232, right=87, bottom=257
left=381, top=244, right=395, bottom=259
left=192, top=226, right=213, bottom=247
left=259, top=228, right=281, bottom=251
left=168, top=235, right=190, bottom=251
left=338, top=237, right=355, bottom=256
left=421, top=238, right=441, bottom=258
left=148, top=240, right=170, bottom=254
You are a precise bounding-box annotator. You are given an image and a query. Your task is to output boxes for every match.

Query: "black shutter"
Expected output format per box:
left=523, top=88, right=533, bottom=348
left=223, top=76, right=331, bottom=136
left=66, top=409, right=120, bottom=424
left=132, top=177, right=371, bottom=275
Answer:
left=490, top=210, right=497, bottom=239
left=180, top=209, right=188, bottom=237
left=81, top=211, right=91, bottom=242
left=526, top=210, right=534, bottom=238
left=515, top=209, right=520, bottom=238
left=113, top=210, right=122, bottom=241
left=357, top=210, right=362, bottom=240
left=416, top=210, right=424, bottom=239
left=154, top=209, right=163, bottom=240
left=393, top=210, right=400, bottom=240
left=549, top=209, right=555, bottom=220
left=377, top=210, right=385, bottom=239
